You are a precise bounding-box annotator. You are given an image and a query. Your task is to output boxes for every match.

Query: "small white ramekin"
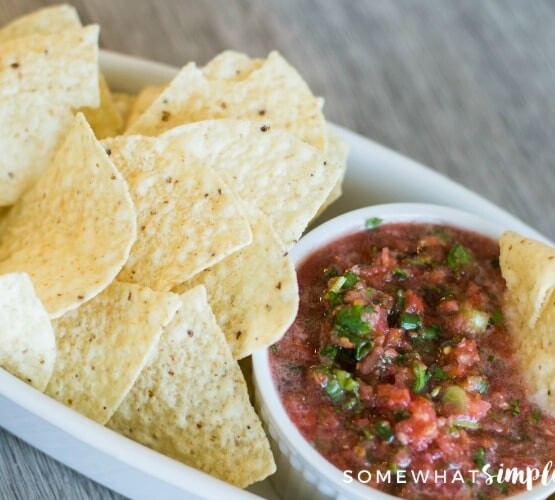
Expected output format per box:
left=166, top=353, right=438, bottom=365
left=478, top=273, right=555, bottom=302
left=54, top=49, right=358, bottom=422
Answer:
left=252, top=202, right=553, bottom=500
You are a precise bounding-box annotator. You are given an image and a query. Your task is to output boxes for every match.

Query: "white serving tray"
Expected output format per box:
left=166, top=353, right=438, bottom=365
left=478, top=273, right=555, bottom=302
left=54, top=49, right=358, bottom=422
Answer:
left=0, top=50, right=551, bottom=500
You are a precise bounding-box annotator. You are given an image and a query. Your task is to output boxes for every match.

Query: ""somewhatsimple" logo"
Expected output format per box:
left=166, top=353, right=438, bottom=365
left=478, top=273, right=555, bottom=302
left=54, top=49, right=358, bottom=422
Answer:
left=343, top=461, right=555, bottom=491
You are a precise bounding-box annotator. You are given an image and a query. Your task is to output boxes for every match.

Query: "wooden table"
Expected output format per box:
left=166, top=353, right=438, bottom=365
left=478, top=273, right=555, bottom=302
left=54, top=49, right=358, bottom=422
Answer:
left=1, top=1, right=554, bottom=499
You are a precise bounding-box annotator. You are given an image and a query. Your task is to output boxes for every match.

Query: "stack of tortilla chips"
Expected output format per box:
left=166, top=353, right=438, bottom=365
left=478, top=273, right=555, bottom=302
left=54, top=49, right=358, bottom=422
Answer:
left=0, top=4, right=348, bottom=488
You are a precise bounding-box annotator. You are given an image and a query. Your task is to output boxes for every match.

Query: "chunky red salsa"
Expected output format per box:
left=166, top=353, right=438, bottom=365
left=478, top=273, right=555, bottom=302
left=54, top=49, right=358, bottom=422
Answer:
left=270, top=222, right=555, bottom=498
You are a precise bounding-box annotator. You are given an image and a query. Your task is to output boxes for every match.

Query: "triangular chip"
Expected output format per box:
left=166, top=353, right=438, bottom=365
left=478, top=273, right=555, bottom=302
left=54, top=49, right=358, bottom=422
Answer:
left=125, top=85, right=164, bottom=129
left=500, top=232, right=555, bottom=414
left=0, top=4, right=81, bottom=43
left=108, top=285, right=275, bottom=487
left=46, top=282, right=180, bottom=424
left=0, top=92, right=74, bottom=206
left=81, top=75, right=123, bottom=139
left=500, top=231, right=555, bottom=328
left=127, top=51, right=327, bottom=150
left=0, top=25, right=99, bottom=108
left=202, top=50, right=264, bottom=80
left=177, top=206, right=298, bottom=359
left=0, top=272, right=55, bottom=391
left=313, top=125, right=349, bottom=220
left=0, top=114, right=136, bottom=318
left=161, top=119, right=342, bottom=248
left=103, top=134, right=252, bottom=291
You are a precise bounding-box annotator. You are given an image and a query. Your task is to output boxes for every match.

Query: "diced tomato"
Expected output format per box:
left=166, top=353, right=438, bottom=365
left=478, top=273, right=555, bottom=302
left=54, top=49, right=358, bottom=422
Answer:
left=404, top=290, right=424, bottom=315
left=376, top=384, right=411, bottom=411
left=395, top=396, right=438, bottom=451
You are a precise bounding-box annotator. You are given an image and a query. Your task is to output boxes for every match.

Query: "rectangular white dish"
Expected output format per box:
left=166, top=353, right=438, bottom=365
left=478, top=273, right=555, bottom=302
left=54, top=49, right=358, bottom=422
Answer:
left=0, top=50, right=551, bottom=500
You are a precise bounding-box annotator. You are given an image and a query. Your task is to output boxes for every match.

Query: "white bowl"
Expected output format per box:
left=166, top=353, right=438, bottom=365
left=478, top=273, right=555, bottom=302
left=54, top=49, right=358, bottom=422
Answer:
left=252, top=202, right=555, bottom=500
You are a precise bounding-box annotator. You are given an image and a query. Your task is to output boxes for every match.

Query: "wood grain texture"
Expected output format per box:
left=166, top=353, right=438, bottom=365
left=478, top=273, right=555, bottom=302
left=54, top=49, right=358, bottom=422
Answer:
left=1, top=1, right=555, bottom=498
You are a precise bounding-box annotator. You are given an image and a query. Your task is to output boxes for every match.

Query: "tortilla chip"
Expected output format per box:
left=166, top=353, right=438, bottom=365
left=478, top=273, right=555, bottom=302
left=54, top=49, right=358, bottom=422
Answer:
left=0, top=4, right=81, bottom=43
left=0, top=25, right=100, bottom=108
left=500, top=232, right=555, bottom=415
left=0, top=114, right=136, bottom=318
left=313, top=125, right=348, bottom=219
left=0, top=272, right=55, bottom=391
left=125, top=85, right=164, bottom=129
left=177, top=206, right=298, bottom=359
left=112, top=91, right=137, bottom=129
left=46, top=282, right=180, bottom=424
left=202, top=50, right=263, bottom=80
left=127, top=51, right=327, bottom=150
left=161, top=119, right=342, bottom=249
left=103, top=134, right=252, bottom=291
left=108, top=285, right=275, bottom=487
left=81, top=75, right=123, bottom=139
left=500, top=231, right=555, bottom=328
left=0, top=92, right=74, bottom=206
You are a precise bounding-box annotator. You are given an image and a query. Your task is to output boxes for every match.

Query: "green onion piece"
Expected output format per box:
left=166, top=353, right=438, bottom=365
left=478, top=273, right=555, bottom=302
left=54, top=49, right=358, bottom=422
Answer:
left=531, top=407, right=542, bottom=424
left=452, top=418, right=481, bottom=430
left=510, top=399, right=521, bottom=416
left=447, top=243, right=474, bottom=271
left=422, top=323, right=441, bottom=340
left=343, top=271, right=359, bottom=288
left=462, top=306, right=490, bottom=334
left=412, top=363, right=429, bottom=393
left=430, top=386, right=441, bottom=398
left=365, top=217, right=383, bottom=229
left=270, top=344, right=278, bottom=354
left=328, top=276, right=347, bottom=294
left=335, top=369, right=359, bottom=393
left=355, top=341, right=372, bottom=361
left=442, top=385, right=469, bottom=412
left=400, top=312, right=421, bottom=330
left=334, top=304, right=371, bottom=335
left=393, top=267, right=408, bottom=279
left=473, top=446, right=487, bottom=468
left=324, top=376, right=343, bottom=403
left=375, top=420, right=394, bottom=443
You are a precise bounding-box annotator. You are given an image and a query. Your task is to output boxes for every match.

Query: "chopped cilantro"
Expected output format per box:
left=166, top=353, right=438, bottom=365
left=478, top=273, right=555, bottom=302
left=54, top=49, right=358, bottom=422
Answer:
left=491, top=310, right=503, bottom=325
left=320, top=344, right=338, bottom=359
left=365, top=217, right=383, bottom=230
left=270, top=344, right=278, bottom=354
left=531, top=407, right=542, bottom=424
left=343, top=271, right=359, bottom=288
left=447, top=243, right=474, bottom=271
left=510, top=399, right=521, bottom=416
left=327, top=290, right=343, bottom=307
left=473, top=447, right=487, bottom=468
left=375, top=420, right=394, bottom=443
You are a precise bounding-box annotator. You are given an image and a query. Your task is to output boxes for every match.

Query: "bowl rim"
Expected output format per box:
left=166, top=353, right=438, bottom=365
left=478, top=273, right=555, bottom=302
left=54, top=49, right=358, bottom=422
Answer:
left=252, top=202, right=552, bottom=500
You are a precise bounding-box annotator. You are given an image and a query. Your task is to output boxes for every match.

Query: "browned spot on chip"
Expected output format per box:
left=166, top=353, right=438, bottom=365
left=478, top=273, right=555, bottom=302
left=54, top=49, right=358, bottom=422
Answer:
left=161, top=110, right=171, bottom=122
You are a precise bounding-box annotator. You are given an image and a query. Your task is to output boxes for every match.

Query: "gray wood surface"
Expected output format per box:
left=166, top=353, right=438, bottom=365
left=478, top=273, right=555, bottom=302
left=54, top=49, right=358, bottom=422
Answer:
left=1, top=1, right=554, bottom=499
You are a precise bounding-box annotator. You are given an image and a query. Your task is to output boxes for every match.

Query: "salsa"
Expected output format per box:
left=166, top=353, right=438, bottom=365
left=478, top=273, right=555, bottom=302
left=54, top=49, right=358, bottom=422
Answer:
left=270, top=222, right=555, bottom=498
